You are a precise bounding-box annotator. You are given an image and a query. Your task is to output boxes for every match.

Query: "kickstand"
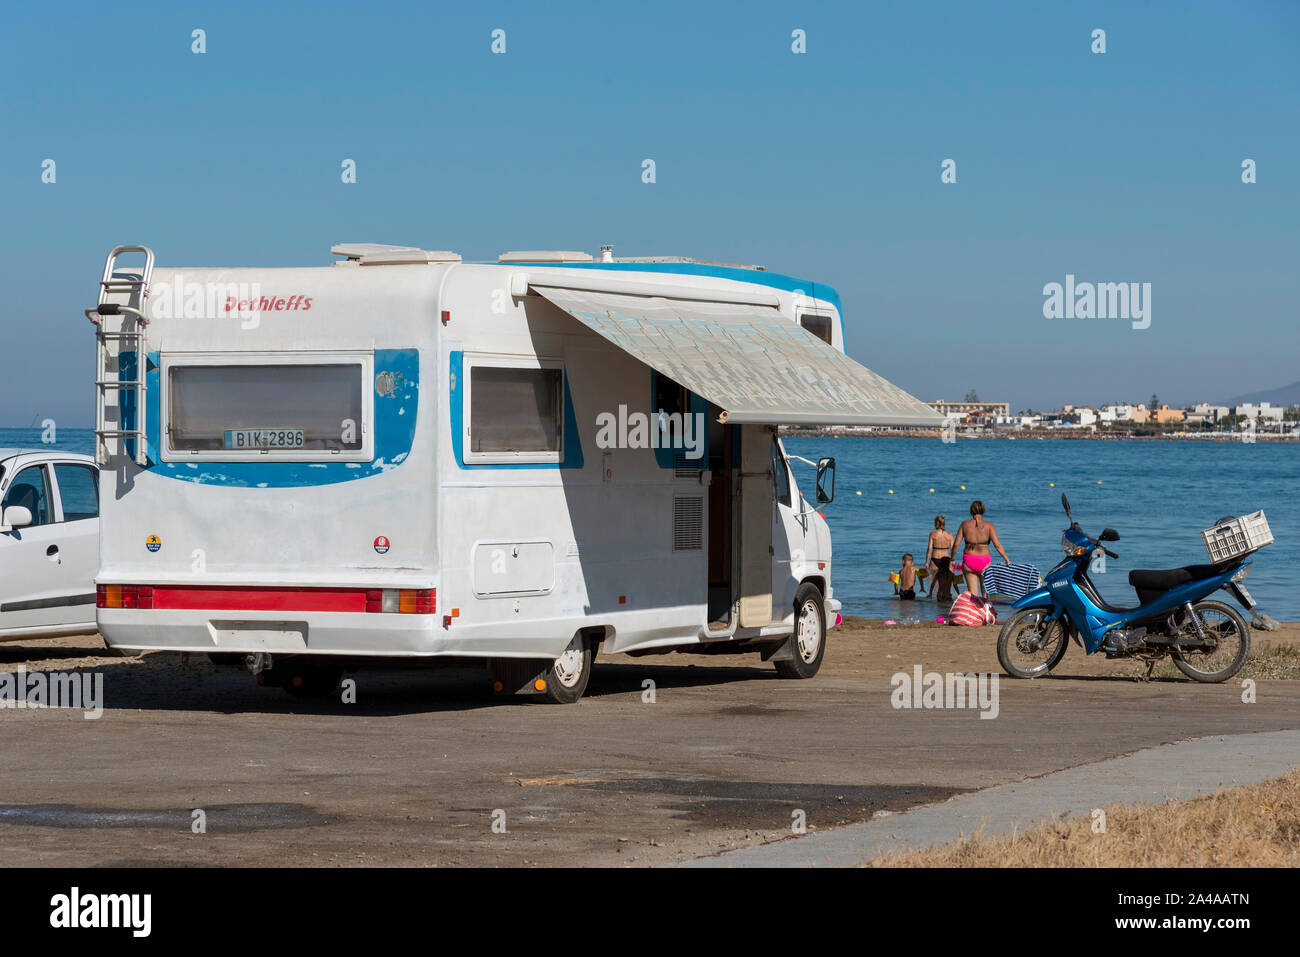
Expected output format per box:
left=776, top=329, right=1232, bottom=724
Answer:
left=1142, top=658, right=1156, bottom=682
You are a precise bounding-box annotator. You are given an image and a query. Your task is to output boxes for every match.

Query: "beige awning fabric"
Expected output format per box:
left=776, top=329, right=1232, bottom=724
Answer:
left=531, top=284, right=945, bottom=427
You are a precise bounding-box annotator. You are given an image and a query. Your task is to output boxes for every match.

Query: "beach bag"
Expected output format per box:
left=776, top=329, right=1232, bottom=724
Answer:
left=980, top=563, right=1042, bottom=601
left=948, top=592, right=996, bottom=626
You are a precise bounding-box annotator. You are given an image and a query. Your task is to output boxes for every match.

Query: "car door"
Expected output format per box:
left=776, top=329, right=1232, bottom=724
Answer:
left=0, top=462, right=96, bottom=639
left=49, top=461, right=100, bottom=632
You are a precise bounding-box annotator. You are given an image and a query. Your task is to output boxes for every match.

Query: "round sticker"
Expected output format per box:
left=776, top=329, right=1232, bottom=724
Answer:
left=373, top=536, right=390, bottom=554
left=146, top=535, right=162, bottom=553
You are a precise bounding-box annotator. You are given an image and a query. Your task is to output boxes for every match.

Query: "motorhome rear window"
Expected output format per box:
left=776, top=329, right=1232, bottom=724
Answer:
left=167, top=363, right=365, bottom=455
left=467, top=364, right=563, bottom=461
left=800, top=313, right=834, bottom=345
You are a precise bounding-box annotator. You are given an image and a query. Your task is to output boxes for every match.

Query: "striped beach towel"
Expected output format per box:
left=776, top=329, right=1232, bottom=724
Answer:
left=981, top=562, right=1042, bottom=601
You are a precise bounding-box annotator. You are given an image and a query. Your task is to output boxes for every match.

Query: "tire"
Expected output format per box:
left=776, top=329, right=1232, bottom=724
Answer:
left=775, top=583, right=827, bottom=679
left=997, top=609, right=1070, bottom=679
left=534, top=633, right=594, bottom=703
left=489, top=634, right=594, bottom=704
left=1171, top=599, right=1251, bottom=683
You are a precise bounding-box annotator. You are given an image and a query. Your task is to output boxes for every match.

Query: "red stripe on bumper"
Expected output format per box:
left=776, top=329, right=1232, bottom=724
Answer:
left=148, top=586, right=369, bottom=613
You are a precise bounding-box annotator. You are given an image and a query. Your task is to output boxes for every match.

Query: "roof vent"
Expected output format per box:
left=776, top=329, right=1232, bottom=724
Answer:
left=498, top=250, right=594, bottom=263
left=331, top=243, right=461, bottom=265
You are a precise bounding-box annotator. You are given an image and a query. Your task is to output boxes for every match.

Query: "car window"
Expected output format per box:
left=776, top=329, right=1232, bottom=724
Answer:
left=2, top=465, right=53, bottom=526
left=771, top=439, right=791, bottom=507
left=53, top=464, right=99, bottom=522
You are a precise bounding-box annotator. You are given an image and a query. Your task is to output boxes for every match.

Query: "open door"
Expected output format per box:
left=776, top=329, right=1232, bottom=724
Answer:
left=736, top=424, right=774, bottom=627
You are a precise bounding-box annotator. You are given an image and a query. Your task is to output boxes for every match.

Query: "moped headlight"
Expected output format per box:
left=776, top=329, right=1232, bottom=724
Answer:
left=1061, top=533, right=1075, bottom=556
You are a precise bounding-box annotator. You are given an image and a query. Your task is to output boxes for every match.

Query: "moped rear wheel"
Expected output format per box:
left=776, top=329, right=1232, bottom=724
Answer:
left=997, top=609, right=1069, bottom=679
left=1170, top=599, right=1251, bottom=683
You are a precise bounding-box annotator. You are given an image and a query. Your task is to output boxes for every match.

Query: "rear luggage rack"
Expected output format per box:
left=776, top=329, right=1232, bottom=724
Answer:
left=85, top=245, right=154, bottom=467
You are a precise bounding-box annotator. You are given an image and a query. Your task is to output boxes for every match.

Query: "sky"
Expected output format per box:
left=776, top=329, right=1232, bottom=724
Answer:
left=2, top=0, right=1297, bottom=426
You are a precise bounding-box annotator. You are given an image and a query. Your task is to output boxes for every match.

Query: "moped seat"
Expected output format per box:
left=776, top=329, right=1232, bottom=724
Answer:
left=1128, top=563, right=1230, bottom=603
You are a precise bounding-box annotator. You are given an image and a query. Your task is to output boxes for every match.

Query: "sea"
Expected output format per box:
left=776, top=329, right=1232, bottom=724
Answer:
left=784, top=435, right=1298, bottom=621
left=4, top=428, right=1297, bottom=620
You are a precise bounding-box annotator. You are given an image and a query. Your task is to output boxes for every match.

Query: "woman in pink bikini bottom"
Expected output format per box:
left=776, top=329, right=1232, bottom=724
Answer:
left=952, top=500, right=1010, bottom=598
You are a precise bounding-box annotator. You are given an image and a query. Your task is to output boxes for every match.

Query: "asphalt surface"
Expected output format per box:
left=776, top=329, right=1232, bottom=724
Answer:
left=1, top=624, right=1298, bottom=866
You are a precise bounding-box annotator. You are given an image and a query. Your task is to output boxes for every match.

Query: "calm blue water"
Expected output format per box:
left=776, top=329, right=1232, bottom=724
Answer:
left=784, top=435, right=1300, bottom=621
left=5, top=429, right=1296, bottom=620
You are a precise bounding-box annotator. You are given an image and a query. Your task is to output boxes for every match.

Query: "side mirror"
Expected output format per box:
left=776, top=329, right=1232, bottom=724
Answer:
left=1060, top=493, right=1072, bottom=520
left=1099, top=528, right=1120, bottom=542
left=1, top=505, right=33, bottom=530
left=815, top=457, right=836, bottom=505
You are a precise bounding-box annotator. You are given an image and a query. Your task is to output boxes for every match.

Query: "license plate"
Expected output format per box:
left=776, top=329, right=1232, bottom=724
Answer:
left=1230, top=582, right=1257, bottom=609
left=224, top=429, right=305, bottom=450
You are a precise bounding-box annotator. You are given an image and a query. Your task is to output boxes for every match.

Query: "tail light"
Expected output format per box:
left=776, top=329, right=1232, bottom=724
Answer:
left=97, top=585, right=154, bottom=609
left=365, top=588, right=436, bottom=614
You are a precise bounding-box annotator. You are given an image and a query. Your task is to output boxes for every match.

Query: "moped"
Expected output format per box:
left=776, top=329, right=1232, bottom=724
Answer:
left=997, top=494, right=1263, bottom=682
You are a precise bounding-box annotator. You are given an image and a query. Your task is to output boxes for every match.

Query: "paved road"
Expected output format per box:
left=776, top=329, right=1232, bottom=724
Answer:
left=2, top=639, right=1298, bottom=866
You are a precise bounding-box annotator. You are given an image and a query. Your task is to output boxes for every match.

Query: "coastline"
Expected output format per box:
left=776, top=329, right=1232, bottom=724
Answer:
left=781, top=428, right=1298, bottom=442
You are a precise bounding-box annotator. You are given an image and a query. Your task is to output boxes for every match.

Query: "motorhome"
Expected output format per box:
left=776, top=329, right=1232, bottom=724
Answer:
left=87, top=244, right=941, bottom=702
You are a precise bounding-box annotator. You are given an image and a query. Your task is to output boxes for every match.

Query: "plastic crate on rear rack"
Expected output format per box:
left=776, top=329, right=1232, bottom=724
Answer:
left=1202, top=511, right=1273, bottom=563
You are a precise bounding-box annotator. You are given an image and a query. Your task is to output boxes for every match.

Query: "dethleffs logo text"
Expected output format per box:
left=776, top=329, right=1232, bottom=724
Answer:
left=145, top=273, right=313, bottom=330
left=222, top=294, right=313, bottom=313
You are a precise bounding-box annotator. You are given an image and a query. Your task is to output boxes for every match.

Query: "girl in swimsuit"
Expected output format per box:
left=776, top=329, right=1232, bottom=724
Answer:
left=925, top=515, right=955, bottom=601
left=952, top=500, right=1009, bottom=598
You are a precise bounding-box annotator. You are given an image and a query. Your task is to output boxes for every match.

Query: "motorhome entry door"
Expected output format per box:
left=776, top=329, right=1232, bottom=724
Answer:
left=736, top=424, right=774, bottom=627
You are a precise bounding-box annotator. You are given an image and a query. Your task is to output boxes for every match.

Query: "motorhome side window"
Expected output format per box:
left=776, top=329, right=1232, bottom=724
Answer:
left=167, top=362, right=366, bottom=455
left=800, top=313, right=834, bottom=345
left=467, top=362, right=563, bottom=462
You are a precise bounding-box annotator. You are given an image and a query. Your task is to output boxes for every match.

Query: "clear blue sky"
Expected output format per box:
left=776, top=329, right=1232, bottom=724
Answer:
left=3, top=0, right=1296, bottom=425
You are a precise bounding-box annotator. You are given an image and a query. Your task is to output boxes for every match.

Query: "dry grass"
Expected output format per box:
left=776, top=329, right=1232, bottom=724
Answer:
left=870, top=767, right=1300, bottom=867
left=1116, top=639, right=1300, bottom=681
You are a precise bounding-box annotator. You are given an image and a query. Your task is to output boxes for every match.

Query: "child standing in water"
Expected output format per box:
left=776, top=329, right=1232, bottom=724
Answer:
left=893, top=553, right=922, bottom=600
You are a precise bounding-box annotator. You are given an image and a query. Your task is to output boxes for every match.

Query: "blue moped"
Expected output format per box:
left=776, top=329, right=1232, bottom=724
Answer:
left=997, top=494, right=1261, bottom=682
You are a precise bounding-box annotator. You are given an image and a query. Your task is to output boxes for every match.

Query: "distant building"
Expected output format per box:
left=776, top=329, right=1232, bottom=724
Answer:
left=1153, top=403, right=1185, bottom=424
left=927, top=400, right=1010, bottom=420
left=1233, top=402, right=1284, bottom=422
left=1185, top=403, right=1229, bottom=425
left=1099, top=403, right=1140, bottom=423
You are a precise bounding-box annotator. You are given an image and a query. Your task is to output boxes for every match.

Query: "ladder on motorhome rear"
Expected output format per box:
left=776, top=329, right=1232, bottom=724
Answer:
left=85, top=245, right=154, bottom=467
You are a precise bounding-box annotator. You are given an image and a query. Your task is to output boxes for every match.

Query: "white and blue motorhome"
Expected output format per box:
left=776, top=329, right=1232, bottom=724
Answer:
left=87, top=244, right=941, bottom=702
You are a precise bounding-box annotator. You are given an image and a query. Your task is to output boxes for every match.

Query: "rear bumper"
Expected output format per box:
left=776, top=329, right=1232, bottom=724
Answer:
left=98, top=608, right=443, bottom=657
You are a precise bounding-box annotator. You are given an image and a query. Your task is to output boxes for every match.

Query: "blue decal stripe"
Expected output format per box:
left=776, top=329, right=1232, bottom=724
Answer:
left=450, top=351, right=583, bottom=470
left=142, top=349, right=420, bottom=488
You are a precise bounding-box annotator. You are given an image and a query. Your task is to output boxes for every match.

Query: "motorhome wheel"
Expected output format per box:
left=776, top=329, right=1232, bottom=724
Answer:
left=775, top=583, right=826, bottom=679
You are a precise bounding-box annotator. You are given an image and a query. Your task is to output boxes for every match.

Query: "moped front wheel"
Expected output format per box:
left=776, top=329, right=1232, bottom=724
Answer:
left=997, top=609, right=1069, bottom=679
left=1170, top=599, right=1251, bottom=683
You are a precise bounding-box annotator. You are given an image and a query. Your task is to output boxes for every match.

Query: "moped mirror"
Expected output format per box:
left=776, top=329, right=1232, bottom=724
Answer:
left=1060, top=493, right=1072, bottom=520
left=1099, top=528, right=1120, bottom=542
left=815, top=457, right=836, bottom=505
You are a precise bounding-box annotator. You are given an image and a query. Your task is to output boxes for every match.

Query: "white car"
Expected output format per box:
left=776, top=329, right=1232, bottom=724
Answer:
left=0, top=449, right=100, bottom=641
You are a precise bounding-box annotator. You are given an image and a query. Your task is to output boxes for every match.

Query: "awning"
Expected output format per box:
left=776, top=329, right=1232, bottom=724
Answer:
left=531, top=284, right=945, bottom=427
